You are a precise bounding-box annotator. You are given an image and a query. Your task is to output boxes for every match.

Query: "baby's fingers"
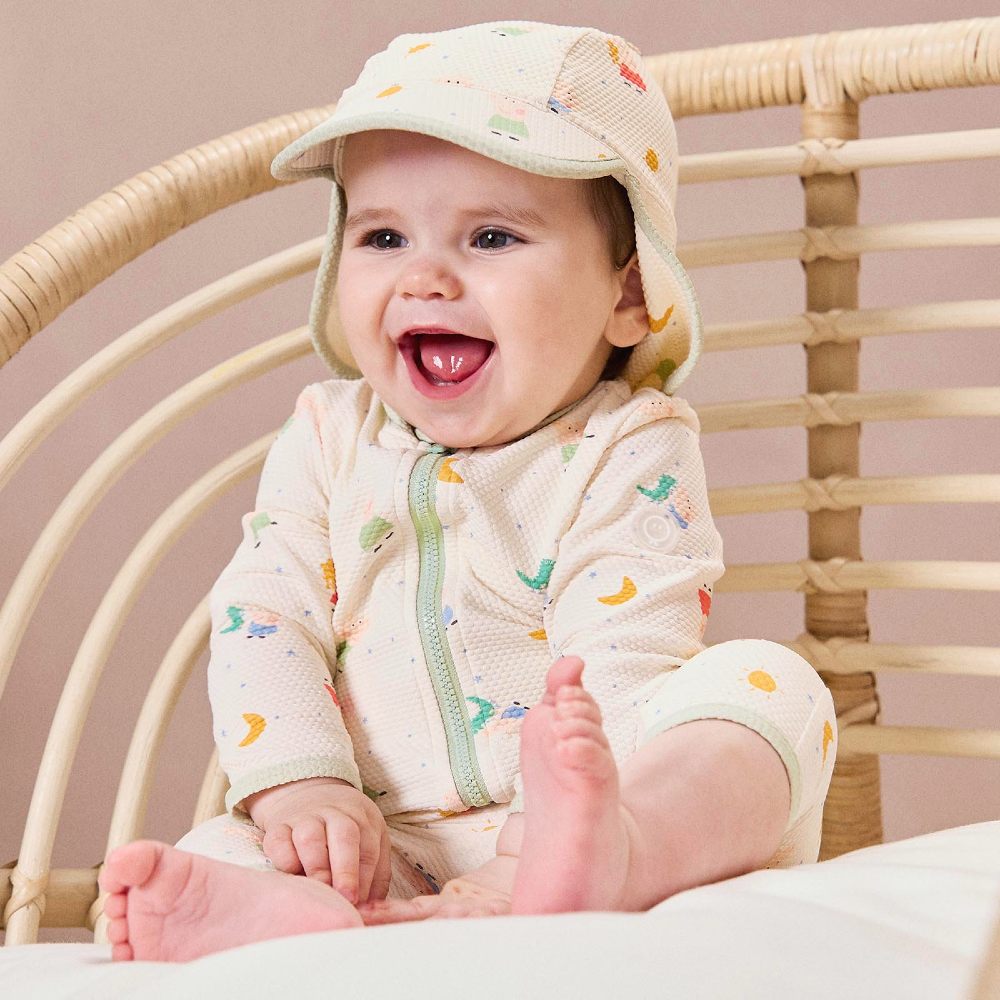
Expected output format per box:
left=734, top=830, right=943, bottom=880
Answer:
left=369, top=825, right=392, bottom=902
left=291, top=817, right=336, bottom=886
left=358, top=823, right=389, bottom=903
left=324, top=816, right=361, bottom=905
left=261, top=823, right=304, bottom=876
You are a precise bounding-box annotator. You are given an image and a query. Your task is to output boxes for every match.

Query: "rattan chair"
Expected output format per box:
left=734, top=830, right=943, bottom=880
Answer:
left=2, top=16, right=998, bottom=995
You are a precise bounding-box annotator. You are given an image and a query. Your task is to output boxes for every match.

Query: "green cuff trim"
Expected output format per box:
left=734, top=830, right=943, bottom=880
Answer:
left=637, top=704, right=801, bottom=824
left=224, top=756, right=363, bottom=815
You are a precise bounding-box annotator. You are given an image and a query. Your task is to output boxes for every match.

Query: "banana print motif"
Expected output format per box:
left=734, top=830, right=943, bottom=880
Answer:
left=438, top=457, right=464, bottom=483
left=598, top=576, right=637, bottom=605
left=647, top=303, right=674, bottom=334
left=238, top=713, right=267, bottom=747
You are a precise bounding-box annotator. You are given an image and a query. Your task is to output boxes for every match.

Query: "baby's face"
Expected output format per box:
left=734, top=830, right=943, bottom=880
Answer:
left=336, top=130, right=645, bottom=448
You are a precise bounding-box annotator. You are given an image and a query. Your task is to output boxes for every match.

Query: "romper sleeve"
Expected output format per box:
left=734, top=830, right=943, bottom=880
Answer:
left=536, top=401, right=835, bottom=831
left=208, top=383, right=362, bottom=816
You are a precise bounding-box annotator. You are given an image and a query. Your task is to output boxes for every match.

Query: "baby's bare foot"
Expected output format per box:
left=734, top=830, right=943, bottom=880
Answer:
left=99, top=840, right=362, bottom=961
left=511, top=657, right=636, bottom=914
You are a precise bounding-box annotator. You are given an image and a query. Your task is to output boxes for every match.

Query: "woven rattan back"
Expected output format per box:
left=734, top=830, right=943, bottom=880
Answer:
left=2, top=18, right=998, bottom=991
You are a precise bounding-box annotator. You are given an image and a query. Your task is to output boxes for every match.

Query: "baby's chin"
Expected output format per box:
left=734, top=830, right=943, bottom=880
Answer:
left=417, top=422, right=520, bottom=450
left=401, top=409, right=531, bottom=450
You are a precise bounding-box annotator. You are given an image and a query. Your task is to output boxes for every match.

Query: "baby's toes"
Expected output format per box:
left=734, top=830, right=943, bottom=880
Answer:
left=103, top=892, right=127, bottom=920
left=106, top=914, right=130, bottom=946
left=555, top=687, right=603, bottom=724
left=436, top=899, right=508, bottom=920
left=552, top=711, right=610, bottom=750
left=111, top=941, right=134, bottom=962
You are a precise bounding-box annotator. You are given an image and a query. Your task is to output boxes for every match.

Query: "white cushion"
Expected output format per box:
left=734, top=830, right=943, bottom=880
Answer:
left=4, top=820, right=998, bottom=999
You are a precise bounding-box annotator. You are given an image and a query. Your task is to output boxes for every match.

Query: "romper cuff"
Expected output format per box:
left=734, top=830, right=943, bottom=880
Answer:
left=225, top=756, right=364, bottom=815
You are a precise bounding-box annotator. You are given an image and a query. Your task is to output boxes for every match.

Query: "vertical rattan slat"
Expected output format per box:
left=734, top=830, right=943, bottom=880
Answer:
left=799, top=96, right=883, bottom=860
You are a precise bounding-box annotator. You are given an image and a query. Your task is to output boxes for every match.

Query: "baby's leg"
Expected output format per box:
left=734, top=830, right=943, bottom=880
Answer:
left=513, top=642, right=833, bottom=913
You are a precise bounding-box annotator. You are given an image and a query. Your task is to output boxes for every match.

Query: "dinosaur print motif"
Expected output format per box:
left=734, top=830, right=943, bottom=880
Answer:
left=636, top=474, right=677, bottom=503
left=467, top=695, right=496, bottom=733
left=517, top=558, right=555, bottom=591
left=219, top=606, right=245, bottom=634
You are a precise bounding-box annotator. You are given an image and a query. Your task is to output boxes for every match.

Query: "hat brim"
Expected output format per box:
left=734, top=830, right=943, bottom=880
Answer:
left=272, top=81, right=624, bottom=183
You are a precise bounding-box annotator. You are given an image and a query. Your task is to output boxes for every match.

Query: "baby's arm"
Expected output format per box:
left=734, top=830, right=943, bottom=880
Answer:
left=208, top=385, right=384, bottom=897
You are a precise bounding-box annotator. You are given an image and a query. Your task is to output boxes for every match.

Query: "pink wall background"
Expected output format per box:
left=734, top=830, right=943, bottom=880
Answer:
left=2, top=1, right=998, bottom=940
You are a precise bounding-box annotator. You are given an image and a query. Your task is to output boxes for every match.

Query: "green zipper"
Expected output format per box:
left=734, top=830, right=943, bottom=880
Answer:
left=408, top=450, right=491, bottom=807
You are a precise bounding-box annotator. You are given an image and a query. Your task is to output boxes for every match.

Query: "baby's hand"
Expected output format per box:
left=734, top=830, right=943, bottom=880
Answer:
left=242, top=776, right=391, bottom=905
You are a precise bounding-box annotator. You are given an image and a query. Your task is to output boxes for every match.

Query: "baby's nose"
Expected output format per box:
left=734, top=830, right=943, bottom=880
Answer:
left=396, top=258, right=462, bottom=299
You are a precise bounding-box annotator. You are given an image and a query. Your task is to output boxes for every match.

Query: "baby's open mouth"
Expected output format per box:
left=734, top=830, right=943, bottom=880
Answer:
left=407, top=332, right=494, bottom=385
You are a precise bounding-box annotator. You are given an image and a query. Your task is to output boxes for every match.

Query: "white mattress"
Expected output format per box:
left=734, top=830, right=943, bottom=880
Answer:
left=4, top=820, right=999, bottom=999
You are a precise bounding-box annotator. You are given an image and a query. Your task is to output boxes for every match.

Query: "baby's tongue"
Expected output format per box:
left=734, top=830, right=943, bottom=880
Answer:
left=417, top=333, right=491, bottom=383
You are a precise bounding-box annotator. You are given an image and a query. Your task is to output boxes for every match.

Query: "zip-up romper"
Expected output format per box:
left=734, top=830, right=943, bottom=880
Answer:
left=176, top=378, right=837, bottom=896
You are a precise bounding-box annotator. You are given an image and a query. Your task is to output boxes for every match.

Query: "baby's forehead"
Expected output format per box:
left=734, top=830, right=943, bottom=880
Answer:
left=340, top=130, right=593, bottom=203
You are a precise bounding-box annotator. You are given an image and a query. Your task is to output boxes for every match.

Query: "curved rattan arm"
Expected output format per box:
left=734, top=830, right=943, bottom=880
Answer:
left=2, top=18, right=999, bottom=368
left=0, top=104, right=335, bottom=368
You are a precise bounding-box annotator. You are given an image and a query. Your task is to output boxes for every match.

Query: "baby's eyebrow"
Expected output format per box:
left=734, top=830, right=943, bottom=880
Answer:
left=344, top=202, right=548, bottom=232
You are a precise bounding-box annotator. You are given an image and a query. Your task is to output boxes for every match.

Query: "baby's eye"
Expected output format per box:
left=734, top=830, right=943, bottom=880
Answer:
left=362, top=229, right=405, bottom=250
left=474, top=228, right=519, bottom=251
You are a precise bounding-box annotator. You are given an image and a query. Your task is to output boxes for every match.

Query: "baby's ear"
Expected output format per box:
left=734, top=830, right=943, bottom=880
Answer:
left=607, top=252, right=647, bottom=348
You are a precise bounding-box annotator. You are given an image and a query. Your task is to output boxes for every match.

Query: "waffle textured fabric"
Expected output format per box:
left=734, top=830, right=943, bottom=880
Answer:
left=271, top=19, right=703, bottom=396
left=205, top=379, right=838, bottom=865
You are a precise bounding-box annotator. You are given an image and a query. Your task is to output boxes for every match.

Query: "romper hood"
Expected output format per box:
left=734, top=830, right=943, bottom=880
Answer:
left=271, top=20, right=703, bottom=396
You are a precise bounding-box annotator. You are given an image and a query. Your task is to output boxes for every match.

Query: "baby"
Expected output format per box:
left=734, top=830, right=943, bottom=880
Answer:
left=100, top=20, right=837, bottom=962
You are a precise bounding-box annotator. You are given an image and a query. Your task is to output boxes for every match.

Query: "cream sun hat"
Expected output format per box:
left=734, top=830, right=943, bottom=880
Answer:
left=271, top=19, right=703, bottom=395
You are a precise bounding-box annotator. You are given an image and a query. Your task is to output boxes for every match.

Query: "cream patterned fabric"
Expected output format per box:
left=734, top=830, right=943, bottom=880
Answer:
left=205, top=378, right=836, bottom=867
